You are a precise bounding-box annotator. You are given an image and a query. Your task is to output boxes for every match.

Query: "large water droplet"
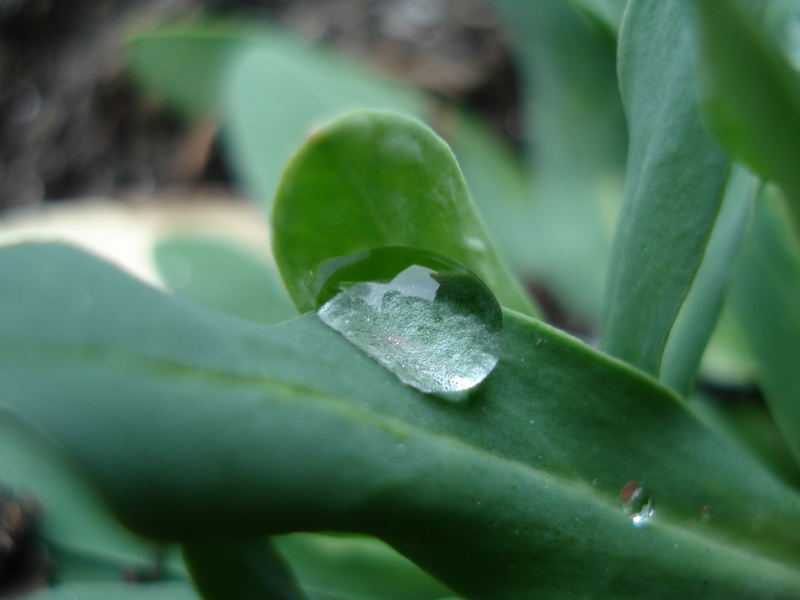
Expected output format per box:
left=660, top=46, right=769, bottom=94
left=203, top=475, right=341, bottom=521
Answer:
left=620, top=481, right=655, bottom=528
left=314, top=247, right=502, bottom=394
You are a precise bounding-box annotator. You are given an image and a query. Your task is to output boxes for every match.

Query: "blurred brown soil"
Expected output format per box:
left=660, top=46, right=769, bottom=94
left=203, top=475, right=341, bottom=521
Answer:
left=0, top=0, right=521, bottom=210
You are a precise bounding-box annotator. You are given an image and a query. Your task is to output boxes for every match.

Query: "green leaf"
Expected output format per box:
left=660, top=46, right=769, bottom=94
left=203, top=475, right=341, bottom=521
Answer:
left=27, top=581, right=198, bottom=600
left=223, top=42, right=424, bottom=210
left=601, top=0, right=730, bottom=375
left=496, top=0, right=627, bottom=324
left=728, top=186, right=800, bottom=463
left=446, top=112, right=535, bottom=279
left=661, top=166, right=757, bottom=395
left=272, top=110, right=536, bottom=317
left=568, top=0, right=629, bottom=35
left=275, top=533, right=453, bottom=600
left=183, top=538, right=305, bottom=600
left=154, top=235, right=295, bottom=325
left=3, top=243, right=800, bottom=598
left=126, top=21, right=260, bottom=117
left=691, top=0, right=800, bottom=230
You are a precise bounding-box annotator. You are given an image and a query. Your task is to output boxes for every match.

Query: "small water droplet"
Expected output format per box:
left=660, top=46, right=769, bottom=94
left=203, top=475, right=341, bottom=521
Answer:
left=315, top=247, right=502, bottom=394
left=620, top=481, right=655, bottom=528
left=394, top=443, right=407, bottom=455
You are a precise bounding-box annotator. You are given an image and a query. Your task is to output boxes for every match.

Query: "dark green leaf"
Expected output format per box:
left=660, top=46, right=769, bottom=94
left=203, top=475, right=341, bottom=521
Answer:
left=27, top=581, right=198, bottom=600
left=272, top=110, right=536, bottom=316
left=691, top=0, right=800, bottom=230
left=3, top=243, right=800, bottom=598
left=183, top=538, right=305, bottom=600
left=601, top=0, right=730, bottom=375
left=154, top=235, right=295, bottom=325
left=729, top=186, right=800, bottom=463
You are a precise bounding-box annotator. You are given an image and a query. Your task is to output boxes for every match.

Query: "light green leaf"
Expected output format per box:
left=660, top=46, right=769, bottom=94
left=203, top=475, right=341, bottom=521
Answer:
left=154, top=235, right=295, bottom=325
left=691, top=0, right=800, bottom=230
left=661, top=166, right=757, bottom=395
left=729, top=186, right=800, bottom=463
left=3, top=243, right=800, bottom=598
left=601, top=0, right=730, bottom=375
left=496, top=0, right=627, bottom=325
left=272, top=110, right=536, bottom=316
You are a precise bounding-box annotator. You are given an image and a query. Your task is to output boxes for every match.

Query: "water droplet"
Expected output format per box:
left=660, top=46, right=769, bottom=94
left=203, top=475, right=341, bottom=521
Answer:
left=620, top=481, right=655, bottom=528
left=315, top=246, right=502, bottom=394
left=394, top=443, right=408, bottom=455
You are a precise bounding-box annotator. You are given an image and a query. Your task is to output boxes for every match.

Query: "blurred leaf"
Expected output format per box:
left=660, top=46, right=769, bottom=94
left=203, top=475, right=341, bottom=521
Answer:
left=568, top=0, right=629, bottom=35
left=223, top=43, right=424, bottom=210
left=0, top=411, right=156, bottom=579
left=3, top=244, right=800, bottom=597
left=272, top=110, right=536, bottom=316
left=154, top=235, right=294, bottom=325
left=729, top=187, right=800, bottom=463
left=661, top=166, right=757, bottom=395
left=183, top=538, right=305, bottom=600
left=446, top=112, right=534, bottom=278
left=699, top=306, right=758, bottom=386
left=496, top=0, right=627, bottom=324
left=691, top=393, right=800, bottom=489
left=691, top=0, right=800, bottom=230
left=127, top=21, right=260, bottom=117
left=275, top=534, right=453, bottom=600
left=602, top=0, right=730, bottom=376
left=27, top=581, right=198, bottom=600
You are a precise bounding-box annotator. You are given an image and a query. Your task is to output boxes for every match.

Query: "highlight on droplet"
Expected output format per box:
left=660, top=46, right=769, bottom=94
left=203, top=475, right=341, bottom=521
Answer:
left=620, top=481, right=655, bottom=528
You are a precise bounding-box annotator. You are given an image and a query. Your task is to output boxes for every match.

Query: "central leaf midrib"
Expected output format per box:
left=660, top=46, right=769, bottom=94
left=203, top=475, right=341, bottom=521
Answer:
left=4, top=337, right=800, bottom=578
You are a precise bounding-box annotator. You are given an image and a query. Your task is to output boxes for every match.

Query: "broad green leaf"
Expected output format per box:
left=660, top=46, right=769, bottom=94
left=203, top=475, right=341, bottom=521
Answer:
left=661, top=166, right=757, bottom=395
left=272, top=110, right=536, bottom=316
left=27, top=581, right=197, bottom=600
left=183, top=538, right=305, bottom=600
left=0, top=411, right=156, bottom=577
left=691, top=0, right=800, bottom=230
left=154, top=235, right=294, bottom=325
left=601, top=0, right=730, bottom=375
left=496, top=0, right=627, bottom=325
left=729, top=187, right=800, bottom=463
left=3, top=244, right=800, bottom=598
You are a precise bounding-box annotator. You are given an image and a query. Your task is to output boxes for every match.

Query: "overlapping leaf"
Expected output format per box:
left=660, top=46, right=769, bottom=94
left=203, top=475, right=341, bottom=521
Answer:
left=2, top=243, right=800, bottom=598
left=272, top=110, right=536, bottom=316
